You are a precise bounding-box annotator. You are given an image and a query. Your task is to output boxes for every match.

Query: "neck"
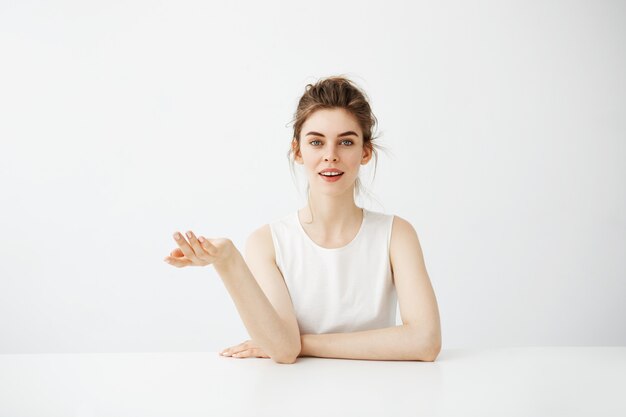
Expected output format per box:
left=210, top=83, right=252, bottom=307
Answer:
left=300, top=185, right=362, bottom=234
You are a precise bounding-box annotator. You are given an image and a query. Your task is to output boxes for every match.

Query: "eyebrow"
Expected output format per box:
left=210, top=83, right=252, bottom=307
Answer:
left=304, top=131, right=359, bottom=138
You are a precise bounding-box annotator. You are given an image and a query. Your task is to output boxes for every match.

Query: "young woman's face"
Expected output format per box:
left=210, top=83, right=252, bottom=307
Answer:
left=294, top=108, right=372, bottom=196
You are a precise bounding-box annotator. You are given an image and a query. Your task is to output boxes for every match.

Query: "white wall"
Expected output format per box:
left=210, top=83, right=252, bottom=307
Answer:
left=1, top=0, right=624, bottom=354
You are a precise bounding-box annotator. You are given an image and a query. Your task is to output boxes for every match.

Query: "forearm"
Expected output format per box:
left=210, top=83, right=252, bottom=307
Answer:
left=299, top=324, right=440, bottom=361
left=214, top=248, right=299, bottom=363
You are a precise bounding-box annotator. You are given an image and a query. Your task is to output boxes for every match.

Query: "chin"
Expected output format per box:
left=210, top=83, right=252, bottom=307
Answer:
left=310, top=178, right=355, bottom=196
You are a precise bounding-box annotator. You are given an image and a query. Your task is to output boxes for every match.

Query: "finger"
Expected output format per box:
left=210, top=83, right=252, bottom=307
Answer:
left=232, top=349, right=252, bottom=358
left=249, top=348, right=269, bottom=358
left=220, top=341, right=249, bottom=356
left=254, top=348, right=270, bottom=358
left=185, top=231, right=212, bottom=259
left=220, top=346, right=236, bottom=356
left=235, top=348, right=268, bottom=359
left=172, top=232, right=197, bottom=261
left=170, top=248, right=184, bottom=257
left=163, top=255, right=192, bottom=268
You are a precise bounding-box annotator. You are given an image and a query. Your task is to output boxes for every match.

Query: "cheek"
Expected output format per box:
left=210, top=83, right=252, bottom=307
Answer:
left=299, top=151, right=317, bottom=168
left=304, top=160, right=318, bottom=174
left=344, top=152, right=363, bottom=167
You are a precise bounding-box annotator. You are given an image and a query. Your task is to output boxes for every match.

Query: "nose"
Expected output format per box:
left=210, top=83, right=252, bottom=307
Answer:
left=324, top=148, right=338, bottom=162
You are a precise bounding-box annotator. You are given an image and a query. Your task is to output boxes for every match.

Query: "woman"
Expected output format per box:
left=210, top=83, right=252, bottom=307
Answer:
left=164, top=76, right=442, bottom=364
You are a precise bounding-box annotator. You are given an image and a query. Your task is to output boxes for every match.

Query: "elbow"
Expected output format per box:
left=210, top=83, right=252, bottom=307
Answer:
left=423, top=343, right=441, bottom=362
left=414, top=331, right=441, bottom=362
left=272, top=349, right=298, bottom=364
left=423, top=334, right=442, bottom=362
left=271, top=338, right=301, bottom=365
left=273, top=355, right=297, bottom=364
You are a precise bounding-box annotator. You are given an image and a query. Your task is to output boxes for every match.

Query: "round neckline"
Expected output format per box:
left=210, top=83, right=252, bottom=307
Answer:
left=295, top=208, right=367, bottom=251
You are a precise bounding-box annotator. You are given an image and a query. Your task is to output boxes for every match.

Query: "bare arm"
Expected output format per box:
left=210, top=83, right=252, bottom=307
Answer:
left=299, top=324, right=437, bottom=361
left=300, top=215, right=441, bottom=362
left=165, top=228, right=301, bottom=364
left=214, top=249, right=300, bottom=364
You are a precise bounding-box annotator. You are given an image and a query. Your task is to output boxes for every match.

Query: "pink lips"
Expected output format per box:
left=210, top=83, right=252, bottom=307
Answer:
left=319, top=168, right=344, bottom=174
left=318, top=168, right=344, bottom=182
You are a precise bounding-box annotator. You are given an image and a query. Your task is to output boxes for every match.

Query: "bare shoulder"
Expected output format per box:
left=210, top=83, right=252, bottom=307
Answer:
left=390, top=215, right=420, bottom=246
left=389, top=215, right=424, bottom=272
left=244, top=224, right=276, bottom=262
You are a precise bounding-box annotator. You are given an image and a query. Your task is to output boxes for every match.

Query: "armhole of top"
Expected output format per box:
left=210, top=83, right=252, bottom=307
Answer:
left=387, top=215, right=395, bottom=258
left=268, top=222, right=283, bottom=273
left=388, top=214, right=396, bottom=282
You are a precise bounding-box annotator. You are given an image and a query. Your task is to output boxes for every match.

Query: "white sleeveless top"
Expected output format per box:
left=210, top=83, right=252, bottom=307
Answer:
left=269, top=208, right=398, bottom=335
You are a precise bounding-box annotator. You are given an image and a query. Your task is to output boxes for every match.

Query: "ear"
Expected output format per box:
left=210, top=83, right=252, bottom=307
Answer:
left=361, top=143, right=373, bottom=165
left=292, top=139, right=303, bottom=164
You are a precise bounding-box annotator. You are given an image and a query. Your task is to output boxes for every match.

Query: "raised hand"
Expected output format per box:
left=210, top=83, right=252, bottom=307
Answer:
left=164, top=230, right=235, bottom=268
left=219, top=339, right=270, bottom=359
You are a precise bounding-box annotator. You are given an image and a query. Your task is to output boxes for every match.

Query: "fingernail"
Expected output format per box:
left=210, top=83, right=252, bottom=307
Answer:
left=174, top=233, right=180, bottom=240
left=186, top=231, right=192, bottom=238
left=199, top=237, right=205, bottom=243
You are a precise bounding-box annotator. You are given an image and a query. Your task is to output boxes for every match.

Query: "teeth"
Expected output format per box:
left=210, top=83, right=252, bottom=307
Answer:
left=320, top=172, right=342, bottom=176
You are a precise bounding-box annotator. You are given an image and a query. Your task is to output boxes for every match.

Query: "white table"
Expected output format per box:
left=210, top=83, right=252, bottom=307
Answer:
left=1, top=347, right=624, bottom=416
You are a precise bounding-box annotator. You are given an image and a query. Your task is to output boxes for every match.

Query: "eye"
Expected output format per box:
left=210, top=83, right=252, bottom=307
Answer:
left=310, top=140, right=322, bottom=146
left=341, top=140, right=354, bottom=146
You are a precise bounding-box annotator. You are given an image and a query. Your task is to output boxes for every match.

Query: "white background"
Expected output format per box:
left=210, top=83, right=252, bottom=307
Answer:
left=1, top=0, right=624, bottom=354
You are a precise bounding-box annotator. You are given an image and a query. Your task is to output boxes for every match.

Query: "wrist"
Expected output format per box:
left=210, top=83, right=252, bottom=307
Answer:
left=299, top=334, right=313, bottom=357
left=213, top=241, right=241, bottom=271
